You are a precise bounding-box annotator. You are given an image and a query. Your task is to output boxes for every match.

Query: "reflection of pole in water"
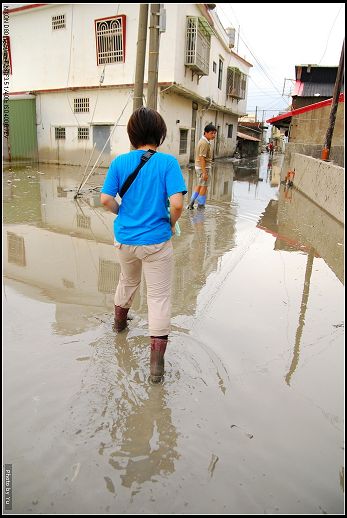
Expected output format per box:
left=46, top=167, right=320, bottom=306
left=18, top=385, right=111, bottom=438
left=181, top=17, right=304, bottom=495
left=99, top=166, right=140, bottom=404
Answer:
left=285, top=249, right=314, bottom=386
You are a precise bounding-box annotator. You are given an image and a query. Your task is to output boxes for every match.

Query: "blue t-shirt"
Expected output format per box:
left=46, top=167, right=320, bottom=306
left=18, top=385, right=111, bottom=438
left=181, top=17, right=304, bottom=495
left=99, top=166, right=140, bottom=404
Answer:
left=101, top=150, right=187, bottom=245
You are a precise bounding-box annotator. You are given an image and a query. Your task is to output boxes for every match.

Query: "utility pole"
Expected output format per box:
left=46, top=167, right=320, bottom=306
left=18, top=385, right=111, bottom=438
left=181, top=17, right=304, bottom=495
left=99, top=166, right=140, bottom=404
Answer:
left=147, top=4, right=161, bottom=110
left=321, top=39, right=344, bottom=160
left=133, top=4, right=149, bottom=113
left=255, top=106, right=257, bottom=122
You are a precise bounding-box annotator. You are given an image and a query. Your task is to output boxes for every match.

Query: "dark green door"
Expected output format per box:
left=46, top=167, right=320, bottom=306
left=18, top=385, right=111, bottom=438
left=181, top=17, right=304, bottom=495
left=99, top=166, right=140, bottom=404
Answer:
left=9, top=98, right=38, bottom=161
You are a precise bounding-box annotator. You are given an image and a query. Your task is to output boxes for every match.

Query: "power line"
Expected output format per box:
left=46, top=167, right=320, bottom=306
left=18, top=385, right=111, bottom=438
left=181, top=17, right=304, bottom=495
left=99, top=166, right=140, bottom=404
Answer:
left=317, top=3, right=344, bottom=64
left=217, top=4, right=287, bottom=101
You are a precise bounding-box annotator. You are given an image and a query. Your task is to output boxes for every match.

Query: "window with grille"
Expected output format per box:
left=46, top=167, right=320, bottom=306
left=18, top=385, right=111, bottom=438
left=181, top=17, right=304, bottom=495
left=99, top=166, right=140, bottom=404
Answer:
left=185, top=16, right=211, bottom=76
left=179, top=129, right=188, bottom=154
left=7, top=232, right=26, bottom=266
left=55, top=127, right=65, bottom=139
left=218, top=58, right=224, bottom=89
left=98, top=259, right=120, bottom=293
left=74, top=98, right=89, bottom=113
left=77, top=214, right=91, bottom=229
left=3, top=36, right=12, bottom=75
left=95, top=16, right=126, bottom=65
left=78, top=127, right=89, bottom=140
left=52, top=14, right=65, bottom=30
left=226, top=67, right=247, bottom=99
left=227, top=124, right=233, bottom=138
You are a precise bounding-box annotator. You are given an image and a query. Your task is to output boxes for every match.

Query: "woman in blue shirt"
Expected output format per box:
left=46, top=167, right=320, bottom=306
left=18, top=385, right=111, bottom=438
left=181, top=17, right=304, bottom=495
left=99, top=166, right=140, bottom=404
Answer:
left=101, top=107, right=187, bottom=383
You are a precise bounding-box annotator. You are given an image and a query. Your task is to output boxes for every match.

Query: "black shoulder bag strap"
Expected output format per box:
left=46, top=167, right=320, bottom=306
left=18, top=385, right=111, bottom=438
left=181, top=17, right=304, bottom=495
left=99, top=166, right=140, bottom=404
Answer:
left=119, top=149, right=156, bottom=199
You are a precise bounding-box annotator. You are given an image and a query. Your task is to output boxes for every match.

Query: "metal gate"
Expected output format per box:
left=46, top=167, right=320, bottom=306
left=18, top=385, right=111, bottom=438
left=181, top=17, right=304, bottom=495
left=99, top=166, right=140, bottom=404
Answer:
left=8, top=98, right=38, bottom=161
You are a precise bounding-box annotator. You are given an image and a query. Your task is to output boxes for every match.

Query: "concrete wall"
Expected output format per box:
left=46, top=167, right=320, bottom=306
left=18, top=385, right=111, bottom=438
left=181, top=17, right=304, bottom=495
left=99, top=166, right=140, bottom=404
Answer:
left=288, top=102, right=344, bottom=167
left=284, top=142, right=344, bottom=168
left=277, top=186, right=344, bottom=284
left=286, top=153, right=344, bottom=224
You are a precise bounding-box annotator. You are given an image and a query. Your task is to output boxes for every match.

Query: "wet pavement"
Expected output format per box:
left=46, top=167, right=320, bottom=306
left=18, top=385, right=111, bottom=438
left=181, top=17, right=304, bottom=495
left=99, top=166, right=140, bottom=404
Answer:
left=3, top=153, right=344, bottom=514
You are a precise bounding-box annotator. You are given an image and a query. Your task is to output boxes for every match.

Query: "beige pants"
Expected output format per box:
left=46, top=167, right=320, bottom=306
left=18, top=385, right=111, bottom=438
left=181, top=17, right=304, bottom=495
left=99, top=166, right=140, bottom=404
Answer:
left=114, top=240, right=173, bottom=336
left=195, top=166, right=211, bottom=187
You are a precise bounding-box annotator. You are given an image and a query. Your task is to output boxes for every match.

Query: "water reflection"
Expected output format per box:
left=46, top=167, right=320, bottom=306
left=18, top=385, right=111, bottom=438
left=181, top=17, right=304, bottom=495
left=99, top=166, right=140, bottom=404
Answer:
left=3, top=163, right=238, bottom=330
left=3, top=157, right=344, bottom=513
left=257, top=183, right=344, bottom=385
left=66, top=328, right=179, bottom=496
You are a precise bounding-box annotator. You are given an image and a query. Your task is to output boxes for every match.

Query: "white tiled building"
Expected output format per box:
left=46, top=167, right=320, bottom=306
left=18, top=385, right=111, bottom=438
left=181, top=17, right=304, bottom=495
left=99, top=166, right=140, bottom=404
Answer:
left=6, top=3, right=252, bottom=166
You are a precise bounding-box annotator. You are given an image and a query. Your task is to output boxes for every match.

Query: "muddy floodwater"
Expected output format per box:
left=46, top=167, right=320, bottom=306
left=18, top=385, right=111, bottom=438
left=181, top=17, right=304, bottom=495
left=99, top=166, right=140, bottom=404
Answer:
left=3, top=154, right=344, bottom=514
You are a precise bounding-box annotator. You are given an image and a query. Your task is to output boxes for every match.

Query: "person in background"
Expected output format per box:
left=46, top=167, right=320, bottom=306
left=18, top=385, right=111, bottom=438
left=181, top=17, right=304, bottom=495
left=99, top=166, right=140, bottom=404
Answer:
left=268, top=141, right=274, bottom=157
left=100, top=107, right=187, bottom=383
left=187, top=124, right=217, bottom=209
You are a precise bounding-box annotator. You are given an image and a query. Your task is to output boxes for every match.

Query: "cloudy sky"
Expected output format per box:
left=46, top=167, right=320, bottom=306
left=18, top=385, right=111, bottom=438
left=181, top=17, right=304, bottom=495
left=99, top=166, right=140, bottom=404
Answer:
left=215, top=2, right=345, bottom=121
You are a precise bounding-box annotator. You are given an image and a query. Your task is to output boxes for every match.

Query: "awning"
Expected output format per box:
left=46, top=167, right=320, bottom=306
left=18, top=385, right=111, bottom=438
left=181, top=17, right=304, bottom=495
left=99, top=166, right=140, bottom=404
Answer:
left=237, top=131, right=261, bottom=142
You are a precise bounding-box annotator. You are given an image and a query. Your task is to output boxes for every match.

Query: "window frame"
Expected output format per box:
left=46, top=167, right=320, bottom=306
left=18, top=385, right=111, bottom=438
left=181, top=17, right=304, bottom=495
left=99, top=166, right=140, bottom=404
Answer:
left=94, top=15, right=126, bottom=66
left=52, top=14, right=66, bottom=30
left=55, top=127, right=66, bottom=140
left=218, top=57, right=224, bottom=90
left=78, top=127, right=90, bottom=140
left=179, top=128, right=189, bottom=154
left=74, top=98, right=90, bottom=113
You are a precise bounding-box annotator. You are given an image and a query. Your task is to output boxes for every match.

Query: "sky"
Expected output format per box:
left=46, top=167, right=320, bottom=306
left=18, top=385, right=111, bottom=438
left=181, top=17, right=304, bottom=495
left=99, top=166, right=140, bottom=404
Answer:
left=215, top=2, right=345, bottom=122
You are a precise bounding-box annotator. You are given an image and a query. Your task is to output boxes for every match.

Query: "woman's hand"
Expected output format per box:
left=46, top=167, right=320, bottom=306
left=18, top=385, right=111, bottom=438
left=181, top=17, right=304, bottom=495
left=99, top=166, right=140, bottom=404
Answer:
left=100, top=193, right=119, bottom=214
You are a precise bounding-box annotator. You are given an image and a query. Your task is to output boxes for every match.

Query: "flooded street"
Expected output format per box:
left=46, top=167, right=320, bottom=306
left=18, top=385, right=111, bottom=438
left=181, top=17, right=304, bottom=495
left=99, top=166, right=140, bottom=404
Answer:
left=3, top=154, right=344, bottom=514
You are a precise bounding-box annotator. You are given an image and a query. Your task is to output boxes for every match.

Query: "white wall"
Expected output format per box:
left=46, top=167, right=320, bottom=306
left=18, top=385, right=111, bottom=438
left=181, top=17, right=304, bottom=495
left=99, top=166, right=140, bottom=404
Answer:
left=162, top=4, right=249, bottom=116
left=36, top=89, right=133, bottom=164
left=9, top=4, right=250, bottom=109
left=9, top=4, right=141, bottom=91
left=9, top=3, right=250, bottom=164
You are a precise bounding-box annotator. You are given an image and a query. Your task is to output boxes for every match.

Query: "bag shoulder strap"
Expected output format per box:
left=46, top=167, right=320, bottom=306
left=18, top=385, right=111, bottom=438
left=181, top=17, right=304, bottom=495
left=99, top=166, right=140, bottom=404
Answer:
left=119, top=149, right=156, bottom=199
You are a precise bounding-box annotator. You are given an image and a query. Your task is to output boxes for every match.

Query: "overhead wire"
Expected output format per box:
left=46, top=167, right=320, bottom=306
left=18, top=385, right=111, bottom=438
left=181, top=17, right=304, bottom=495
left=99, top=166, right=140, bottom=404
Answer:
left=217, top=4, right=287, bottom=102
left=317, top=3, right=344, bottom=64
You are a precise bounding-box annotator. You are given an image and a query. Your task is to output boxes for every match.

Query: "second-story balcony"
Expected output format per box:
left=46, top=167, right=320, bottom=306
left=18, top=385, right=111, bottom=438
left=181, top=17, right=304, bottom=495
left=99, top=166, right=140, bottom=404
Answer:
left=185, top=16, right=212, bottom=77
left=227, top=66, right=247, bottom=99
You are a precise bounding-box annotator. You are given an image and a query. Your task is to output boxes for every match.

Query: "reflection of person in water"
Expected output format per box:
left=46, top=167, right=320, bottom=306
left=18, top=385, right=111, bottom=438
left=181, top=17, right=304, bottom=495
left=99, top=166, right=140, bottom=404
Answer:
left=106, top=335, right=179, bottom=492
left=113, top=386, right=178, bottom=490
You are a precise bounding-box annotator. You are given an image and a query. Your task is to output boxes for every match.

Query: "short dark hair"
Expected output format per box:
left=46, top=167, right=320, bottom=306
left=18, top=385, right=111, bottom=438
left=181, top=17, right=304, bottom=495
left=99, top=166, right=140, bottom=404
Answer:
left=127, top=107, right=167, bottom=148
left=204, top=124, right=217, bottom=133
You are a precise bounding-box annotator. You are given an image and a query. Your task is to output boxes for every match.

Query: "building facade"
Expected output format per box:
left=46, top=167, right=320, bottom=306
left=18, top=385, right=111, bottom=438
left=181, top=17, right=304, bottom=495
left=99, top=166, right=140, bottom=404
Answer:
left=5, top=3, right=252, bottom=166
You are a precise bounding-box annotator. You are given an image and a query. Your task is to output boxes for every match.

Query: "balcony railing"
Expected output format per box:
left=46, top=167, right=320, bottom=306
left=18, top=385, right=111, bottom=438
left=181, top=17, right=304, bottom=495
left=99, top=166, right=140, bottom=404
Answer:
left=185, top=16, right=212, bottom=76
left=227, top=67, right=247, bottom=99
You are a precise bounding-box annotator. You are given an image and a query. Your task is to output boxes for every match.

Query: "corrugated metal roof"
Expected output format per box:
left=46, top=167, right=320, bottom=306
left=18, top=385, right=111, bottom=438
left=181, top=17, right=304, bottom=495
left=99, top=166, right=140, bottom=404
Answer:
left=295, top=65, right=338, bottom=83
left=237, top=131, right=261, bottom=142
left=301, top=82, right=335, bottom=97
